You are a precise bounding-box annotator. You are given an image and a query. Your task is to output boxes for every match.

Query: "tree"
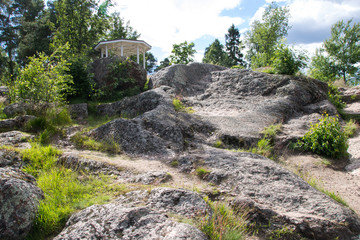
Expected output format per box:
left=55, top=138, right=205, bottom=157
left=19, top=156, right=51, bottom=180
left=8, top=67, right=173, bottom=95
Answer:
left=309, top=48, right=337, bottom=82
left=324, top=19, right=360, bottom=83
left=169, top=41, right=196, bottom=64
left=203, top=39, right=228, bottom=66
left=155, top=58, right=171, bottom=72
left=272, top=42, right=308, bottom=75
left=246, top=2, right=291, bottom=68
left=225, top=24, right=245, bottom=66
left=130, top=52, right=157, bottom=73
left=106, top=12, right=140, bottom=40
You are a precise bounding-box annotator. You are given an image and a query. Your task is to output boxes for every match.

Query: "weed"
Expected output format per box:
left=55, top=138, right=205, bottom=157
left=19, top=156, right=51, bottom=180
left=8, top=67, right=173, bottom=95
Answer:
left=170, top=160, right=179, bottom=167
left=199, top=197, right=248, bottom=240
left=344, top=119, right=358, bottom=138
left=268, top=225, right=297, bottom=240
left=328, top=84, right=346, bottom=110
left=196, top=167, right=211, bottom=179
left=173, top=98, right=194, bottom=113
left=262, top=124, right=282, bottom=139
left=214, top=139, right=223, bottom=148
left=256, top=138, right=273, bottom=158
left=0, top=102, right=7, bottom=119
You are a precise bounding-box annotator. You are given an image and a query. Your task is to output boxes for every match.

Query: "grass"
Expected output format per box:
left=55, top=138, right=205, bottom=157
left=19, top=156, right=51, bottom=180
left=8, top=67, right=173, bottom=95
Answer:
left=70, top=132, right=121, bottom=154
left=21, top=143, right=129, bottom=239
left=307, top=177, right=349, bottom=207
left=344, top=119, right=358, bottom=138
left=0, top=102, right=7, bottom=119
left=196, top=167, right=211, bottom=179
left=199, top=197, right=248, bottom=240
left=173, top=98, right=194, bottom=113
left=214, top=139, right=223, bottom=148
left=262, top=124, right=282, bottom=138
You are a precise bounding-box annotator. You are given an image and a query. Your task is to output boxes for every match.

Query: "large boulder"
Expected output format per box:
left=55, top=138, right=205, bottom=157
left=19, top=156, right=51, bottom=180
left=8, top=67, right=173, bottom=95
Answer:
left=54, top=188, right=209, bottom=240
left=92, top=56, right=147, bottom=92
left=175, top=147, right=360, bottom=239
left=91, top=86, right=214, bottom=156
left=0, top=167, right=43, bottom=240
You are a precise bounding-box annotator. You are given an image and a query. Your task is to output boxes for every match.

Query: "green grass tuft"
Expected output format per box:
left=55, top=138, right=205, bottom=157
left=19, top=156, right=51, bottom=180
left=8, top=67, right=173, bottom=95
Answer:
left=196, top=167, right=211, bottom=179
left=344, top=119, right=358, bottom=138
left=173, top=98, right=194, bottom=113
left=71, top=132, right=121, bottom=154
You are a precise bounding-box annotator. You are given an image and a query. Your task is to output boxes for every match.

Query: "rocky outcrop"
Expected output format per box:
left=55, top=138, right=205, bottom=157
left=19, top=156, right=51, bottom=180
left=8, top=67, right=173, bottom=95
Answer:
left=91, top=86, right=214, bottom=156
left=176, top=147, right=360, bottom=239
left=0, top=131, right=32, bottom=148
left=339, top=85, right=360, bottom=103
left=0, top=115, right=36, bottom=132
left=54, top=188, right=209, bottom=240
left=68, top=103, right=88, bottom=120
left=92, top=56, right=147, bottom=91
left=0, top=167, right=43, bottom=240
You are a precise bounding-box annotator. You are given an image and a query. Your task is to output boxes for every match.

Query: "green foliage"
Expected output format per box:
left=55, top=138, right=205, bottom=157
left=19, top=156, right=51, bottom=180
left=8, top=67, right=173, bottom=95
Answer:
left=268, top=225, right=297, bottom=240
left=10, top=45, right=73, bottom=104
left=324, top=19, right=360, bottom=83
left=271, top=43, right=308, bottom=75
left=21, top=143, right=128, bottom=239
left=309, top=48, right=337, bottom=82
left=262, top=124, right=282, bottom=139
left=93, top=58, right=139, bottom=102
left=172, top=98, right=194, bottom=113
left=246, top=2, right=291, bottom=68
left=327, top=84, right=346, bottom=109
left=70, top=132, right=121, bottom=154
left=155, top=58, right=171, bottom=72
left=26, top=107, right=72, bottom=144
left=170, top=160, right=179, bottom=167
left=169, top=41, right=197, bottom=64
left=225, top=24, right=246, bottom=67
left=344, top=119, right=358, bottom=138
left=105, top=12, right=140, bottom=40
left=196, top=167, right=211, bottom=179
left=199, top=197, right=247, bottom=240
left=214, top=139, right=224, bottom=148
left=297, top=114, right=348, bottom=158
left=256, top=138, right=273, bottom=158
left=203, top=39, right=229, bottom=67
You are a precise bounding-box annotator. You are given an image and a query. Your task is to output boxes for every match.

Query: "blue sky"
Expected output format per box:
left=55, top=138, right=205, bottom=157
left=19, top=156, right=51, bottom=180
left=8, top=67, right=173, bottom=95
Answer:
left=114, top=0, right=360, bottom=63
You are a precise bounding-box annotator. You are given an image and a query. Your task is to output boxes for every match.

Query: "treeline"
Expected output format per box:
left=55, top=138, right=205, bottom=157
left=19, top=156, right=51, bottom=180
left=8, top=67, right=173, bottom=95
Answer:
left=0, top=0, right=159, bottom=103
left=159, top=2, right=360, bottom=86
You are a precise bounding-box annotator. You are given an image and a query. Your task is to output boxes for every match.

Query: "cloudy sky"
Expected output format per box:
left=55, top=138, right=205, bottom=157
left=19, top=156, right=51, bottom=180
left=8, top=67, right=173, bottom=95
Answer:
left=114, top=0, right=360, bottom=63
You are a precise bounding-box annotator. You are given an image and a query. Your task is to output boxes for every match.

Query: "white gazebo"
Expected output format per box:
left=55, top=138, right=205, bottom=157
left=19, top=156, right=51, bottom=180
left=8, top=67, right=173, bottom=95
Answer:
left=94, top=39, right=152, bottom=68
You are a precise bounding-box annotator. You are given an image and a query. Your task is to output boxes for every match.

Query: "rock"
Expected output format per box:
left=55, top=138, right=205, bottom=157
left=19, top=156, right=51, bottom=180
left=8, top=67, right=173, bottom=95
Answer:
left=346, top=134, right=360, bottom=176
left=176, top=147, right=360, bottom=239
left=0, top=115, right=36, bottom=132
left=57, top=153, right=125, bottom=176
left=151, top=63, right=226, bottom=96
left=0, top=86, right=10, bottom=104
left=92, top=56, right=147, bottom=92
left=53, top=205, right=208, bottom=240
left=151, top=65, right=329, bottom=148
left=339, top=86, right=360, bottom=103
left=0, top=131, right=32, bottom=148
left=91, top=86, right=214, bottom=156
left=0, top=149, right=23, bottom=168
left=130, top=171, right=172, bottom=185
left=0, top=167, right=43, bottom=240
left=3, top=102, right=28, bottom=117
left=68, top=103, right=88, bottom=120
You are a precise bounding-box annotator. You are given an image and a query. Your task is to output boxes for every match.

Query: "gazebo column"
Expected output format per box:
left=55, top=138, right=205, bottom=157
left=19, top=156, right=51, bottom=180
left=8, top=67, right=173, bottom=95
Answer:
left=105, top=45, right=108, bottom=57
left=137, top=46, right=140, bottom=64
left=101, top=48, right=104, bottom=58
left=121, top=45, right=123, bottom=57
left=143, top=51, right=146, bottom=69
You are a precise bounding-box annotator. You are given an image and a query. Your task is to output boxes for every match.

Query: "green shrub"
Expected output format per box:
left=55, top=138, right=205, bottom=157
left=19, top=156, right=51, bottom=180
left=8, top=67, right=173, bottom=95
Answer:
left=328, top=84, right=346, bottom=109
left=297, top=114, right=348, bottom=158
left=262, top=124, right=282, bottom=139
left=213, top=139, right=223, bottom=148
left=256, top=138, right=273, bottom=158
left=10, top=45, right=73, bottom=105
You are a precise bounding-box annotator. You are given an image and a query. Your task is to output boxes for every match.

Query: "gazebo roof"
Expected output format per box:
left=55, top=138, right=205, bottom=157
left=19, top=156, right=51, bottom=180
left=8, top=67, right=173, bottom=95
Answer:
left=94, top=39, right=152, bottom=57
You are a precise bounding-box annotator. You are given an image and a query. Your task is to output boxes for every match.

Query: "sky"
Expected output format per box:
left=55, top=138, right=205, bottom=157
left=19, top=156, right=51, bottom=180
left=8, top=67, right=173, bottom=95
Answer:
left=113, top=0, right=360, bottom=64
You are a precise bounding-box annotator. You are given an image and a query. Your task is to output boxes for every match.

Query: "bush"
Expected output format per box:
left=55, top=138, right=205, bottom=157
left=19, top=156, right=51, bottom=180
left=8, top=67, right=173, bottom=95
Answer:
left=344, top=119, right=358, bottom=138
left=10, top=45, right=73, bottom=105
left=297, top=114, right=348, bottom=158
left=328, top=84, right=346, bottom=109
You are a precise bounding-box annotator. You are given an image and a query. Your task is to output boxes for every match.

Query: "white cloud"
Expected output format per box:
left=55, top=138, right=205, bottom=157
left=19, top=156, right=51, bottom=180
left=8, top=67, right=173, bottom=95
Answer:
left=114, top=0, right=244, bottom=60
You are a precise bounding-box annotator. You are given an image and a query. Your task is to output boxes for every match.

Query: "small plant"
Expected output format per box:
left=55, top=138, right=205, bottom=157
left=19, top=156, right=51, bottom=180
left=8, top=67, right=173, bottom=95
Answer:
left=170, top=160, right=179, bottom=167
left=213, top=139, right=223, bottom=148
left=344, top=119, right=358, bottom=138
left=256, top=138, right=273, bottom=158
left=297, top=114, right=348, bottom=158
left=71, top=132, right=121, bottom=154
left=268, top=225, right=297, bottom=240
left=327, top=84, right=346, bottom=110
left=172, top=98, right=194, bottom=113
left=262, top=124, right=282, bottom=139
left=199, top=197, right=248, bottom=240
left=196, top=167, right=211, bottom=179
